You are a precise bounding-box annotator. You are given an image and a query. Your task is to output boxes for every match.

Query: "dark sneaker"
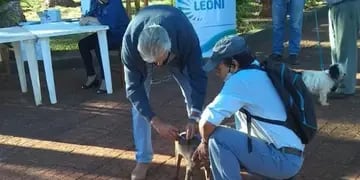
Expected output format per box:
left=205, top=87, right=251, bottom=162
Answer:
left=268, top=53, right=282, bottom=61
left=288, top=54, right=300, bottom=65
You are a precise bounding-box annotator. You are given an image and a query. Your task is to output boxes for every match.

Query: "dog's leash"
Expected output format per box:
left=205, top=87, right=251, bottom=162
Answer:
left=314, top=8, right=325, bottom=71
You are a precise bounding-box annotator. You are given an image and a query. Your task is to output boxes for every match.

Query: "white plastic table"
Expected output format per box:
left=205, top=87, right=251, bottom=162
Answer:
left=22, top=21, right=112, bottom=104
left=0, top=26, right=42, bottom=105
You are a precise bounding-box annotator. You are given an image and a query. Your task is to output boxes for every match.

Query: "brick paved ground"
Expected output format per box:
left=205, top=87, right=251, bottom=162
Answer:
left=0, top=7, right=359, bottom=180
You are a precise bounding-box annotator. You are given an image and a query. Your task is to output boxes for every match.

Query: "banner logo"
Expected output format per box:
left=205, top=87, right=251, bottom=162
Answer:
left=177, top=0, right=225, bottom=21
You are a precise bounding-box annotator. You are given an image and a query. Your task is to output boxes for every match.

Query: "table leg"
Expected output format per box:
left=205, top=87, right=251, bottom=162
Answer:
left=97, top=30, right=113, bottom=94
left=39, top=38, right=57, bottom=104
left=11, top=42, right=27, bottom=93
left=23, top=39, right=42, bottom=106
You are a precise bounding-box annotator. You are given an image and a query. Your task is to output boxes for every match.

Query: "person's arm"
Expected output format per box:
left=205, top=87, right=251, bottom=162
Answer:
left=192, top=91, right=245, bottom=161
left=121, top=36, right=155, bottom=122
left=198, top=121, right=216, bottom=144
left=95, top=0, right=128, bottom=28
left=79, top=0, right=100, bottom=26
left=79, top=16, right=100, bottom=25
left=84, top=0, right=97, bottom=16
left=198, top=92, right=246, bottom=141
left=183, top=35, right=208, bottom=122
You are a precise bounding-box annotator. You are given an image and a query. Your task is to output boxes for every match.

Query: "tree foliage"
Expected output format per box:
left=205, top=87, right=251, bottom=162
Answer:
left=46, top=0, right=77, bottom=7
left=0, top=0, right=25, bottom=28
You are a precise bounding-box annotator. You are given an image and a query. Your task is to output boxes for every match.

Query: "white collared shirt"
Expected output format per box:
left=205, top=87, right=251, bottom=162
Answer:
left=200, top=61, right=304, bottom=150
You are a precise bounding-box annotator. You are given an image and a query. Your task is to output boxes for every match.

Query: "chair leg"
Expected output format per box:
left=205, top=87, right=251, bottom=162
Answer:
left=118, top=49, right=125, bottom=88
left=110, top=48, right=125, bottom=89
left=119, top=64, right=125, bottom=88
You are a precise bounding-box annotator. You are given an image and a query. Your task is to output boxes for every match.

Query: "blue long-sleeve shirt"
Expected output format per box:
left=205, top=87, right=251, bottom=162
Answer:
left=121, top=5, right=208, bottom=121
left=87, top=0, right=129, bottom=46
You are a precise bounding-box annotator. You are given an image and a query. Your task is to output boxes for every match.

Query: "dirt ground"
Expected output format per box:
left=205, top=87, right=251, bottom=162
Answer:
left=0, top=6, right=359, bottom=180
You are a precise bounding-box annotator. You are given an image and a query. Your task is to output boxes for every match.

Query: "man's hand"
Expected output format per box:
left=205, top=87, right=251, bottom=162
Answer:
left=192, top=140, right=209, bottom=162
left=79, top=17, right=100, bottom=26
left=79, top=17, right=89, bottom=26
left=185, top=121, right=197, bottom=140
left=151, top=117, right=179, bottom=141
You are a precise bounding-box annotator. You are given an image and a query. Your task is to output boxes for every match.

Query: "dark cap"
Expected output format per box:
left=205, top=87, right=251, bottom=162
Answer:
left=203, top=35, right=248, bottom=72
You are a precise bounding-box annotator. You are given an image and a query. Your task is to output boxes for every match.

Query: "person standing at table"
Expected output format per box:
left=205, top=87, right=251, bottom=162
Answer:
left=121, top=5, right=208, bottom=180
left=78, top=0, right=129, bottom=94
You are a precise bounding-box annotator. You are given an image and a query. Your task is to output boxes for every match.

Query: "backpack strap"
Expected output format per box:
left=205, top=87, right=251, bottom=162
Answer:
left=239, top=108, right=286, bottom=153
left=239, top=109, right=253, bottom=153
left=241, top=64, right=264, bottom=71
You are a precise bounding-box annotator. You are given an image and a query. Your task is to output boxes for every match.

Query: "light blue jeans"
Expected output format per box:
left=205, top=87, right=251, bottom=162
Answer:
left=208, top=127, right=304, bottom=180
left=132, top=64, right=193, bottom=163
left=272, top=0, right=305, bottom=55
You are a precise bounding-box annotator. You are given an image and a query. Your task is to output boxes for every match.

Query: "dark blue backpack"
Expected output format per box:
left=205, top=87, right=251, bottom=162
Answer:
left=241, top=60, right=317, bottom=151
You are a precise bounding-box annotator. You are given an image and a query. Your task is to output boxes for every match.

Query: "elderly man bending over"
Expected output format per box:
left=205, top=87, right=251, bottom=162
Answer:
left=121, top=5, right=208, bottom=180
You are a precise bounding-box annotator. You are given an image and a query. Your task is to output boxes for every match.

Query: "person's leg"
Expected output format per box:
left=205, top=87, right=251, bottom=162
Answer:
left=93, top=41, right=120, bottom=93
left=288, top=0, right=305, bottom=56
left=329, top=2, right=359, bottom=94
left=79, top=33, right=99, bottom=88
left=169, top=66, right=192, bottom=116
left=208, top=127, right=303, bottom=180
left=79, top=33, right=98, bottom=77
left=132, top=63, right=154, bottom=163
left=271, top=0, right=287, bottom=57
left=131, top=64, right=154, bottom=180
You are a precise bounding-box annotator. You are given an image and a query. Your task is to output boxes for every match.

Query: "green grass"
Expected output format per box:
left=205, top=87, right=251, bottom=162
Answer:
left=235, top=1, right=263, bottom=34
left=20, top=0, right=172, bottom=52
left=50, top=34, right=88, bottom=51
left=22, top=0, right=82, bottom=21
left=21, top=0, right=83, bottom=51
left=19, top=0, right=324, bottom=51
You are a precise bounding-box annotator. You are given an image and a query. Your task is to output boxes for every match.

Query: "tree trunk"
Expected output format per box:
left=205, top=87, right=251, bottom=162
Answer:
left=0, top=44, right=10, bottom=76
left=46, top=0, right=77, bottom=7
left=125, top=0, right=150, bottom=19
left=134, top=0, right=140, bottom=12
left=259, top=0, right=272, bottom=17
left=0, top=0, right=25, bottom=28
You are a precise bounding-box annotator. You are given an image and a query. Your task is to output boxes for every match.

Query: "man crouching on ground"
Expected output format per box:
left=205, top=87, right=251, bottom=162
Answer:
left=192, top=35, right=304, bottom=180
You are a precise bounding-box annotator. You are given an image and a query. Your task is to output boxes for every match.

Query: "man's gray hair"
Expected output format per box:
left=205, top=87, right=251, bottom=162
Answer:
left=137, top=24, right=171, bottom=63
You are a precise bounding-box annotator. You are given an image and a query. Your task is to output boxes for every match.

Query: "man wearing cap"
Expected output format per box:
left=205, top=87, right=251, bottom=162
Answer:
left=121, top=5, right=207, bottom=180
left=192, top=35, right=304, bottom=179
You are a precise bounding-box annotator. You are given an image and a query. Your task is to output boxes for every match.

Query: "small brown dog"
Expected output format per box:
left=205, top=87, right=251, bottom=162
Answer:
left=174, top=132, right=211, bottom=180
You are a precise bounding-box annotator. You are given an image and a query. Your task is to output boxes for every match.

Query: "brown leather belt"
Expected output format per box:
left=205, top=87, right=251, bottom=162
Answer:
left=278, top=147, right=303, bottom=157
